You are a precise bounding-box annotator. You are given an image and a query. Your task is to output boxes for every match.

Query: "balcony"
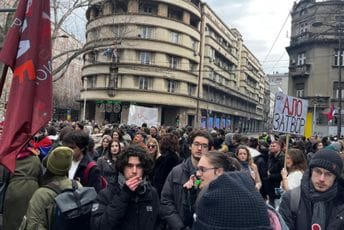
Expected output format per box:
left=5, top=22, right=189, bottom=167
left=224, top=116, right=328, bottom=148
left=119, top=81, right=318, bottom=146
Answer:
left=289, top=64, right=311, bottom=78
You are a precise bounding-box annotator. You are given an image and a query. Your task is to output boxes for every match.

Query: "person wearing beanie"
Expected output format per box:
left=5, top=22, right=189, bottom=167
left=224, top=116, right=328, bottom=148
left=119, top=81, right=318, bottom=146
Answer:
left=193, top=171, right=272, bottom=230
left=279, top=149, right=344, bottom=230
left=19, top=146, right=78, bottom=230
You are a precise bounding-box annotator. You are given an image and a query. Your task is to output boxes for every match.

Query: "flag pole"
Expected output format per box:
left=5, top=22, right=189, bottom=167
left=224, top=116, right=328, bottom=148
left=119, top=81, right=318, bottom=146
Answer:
left=0, top=65, right=8, bottom=98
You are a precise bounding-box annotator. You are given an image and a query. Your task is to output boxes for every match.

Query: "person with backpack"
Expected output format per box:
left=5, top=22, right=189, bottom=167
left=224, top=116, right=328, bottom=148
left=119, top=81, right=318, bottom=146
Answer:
left=91, top=144, right=160, bottom=230
left=62, top=130, right=103, bottom=192
left=19, top=146, right=75, bottom=230
left=279, top=149, right=344, bottom=230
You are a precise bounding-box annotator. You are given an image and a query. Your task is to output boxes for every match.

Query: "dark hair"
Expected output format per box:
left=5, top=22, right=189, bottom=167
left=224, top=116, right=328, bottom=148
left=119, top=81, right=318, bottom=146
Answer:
left=59, top=126, right=74, bottom=141
left=108, top=139, right=122, bottom=160
left=189, top=130, right=214, bottom=150
left=235, top=145, right=253, bottom=165
left=116, top=144, right=153, bottom=176
left=46, top=126, right=57, bottom=136
left=76, top=122, right=84, bottom=130
left=203, top=151, right=241, bottom=171
left=287, top=148, right=307, bottom=172
left=62, top=130, right=89, bottom=154
left=160, top=133, right=179, bottom=155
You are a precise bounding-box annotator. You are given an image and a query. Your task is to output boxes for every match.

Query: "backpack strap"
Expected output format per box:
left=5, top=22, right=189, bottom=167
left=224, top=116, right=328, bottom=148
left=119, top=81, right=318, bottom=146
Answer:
left=83, top=161, right=97, bottom=186
left=290, top=186, right=301, bottom=215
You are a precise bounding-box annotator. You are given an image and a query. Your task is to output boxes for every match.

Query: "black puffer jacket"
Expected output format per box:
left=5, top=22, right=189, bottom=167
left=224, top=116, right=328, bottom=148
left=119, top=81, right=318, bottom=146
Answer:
left=91, top=177, right=160, bottom=230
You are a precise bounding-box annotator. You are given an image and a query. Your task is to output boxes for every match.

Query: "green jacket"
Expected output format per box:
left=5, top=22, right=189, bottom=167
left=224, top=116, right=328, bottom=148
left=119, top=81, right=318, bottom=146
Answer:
left=3, top=154, right=42, bottom=230
left=19, top=177, right=75, bottom=230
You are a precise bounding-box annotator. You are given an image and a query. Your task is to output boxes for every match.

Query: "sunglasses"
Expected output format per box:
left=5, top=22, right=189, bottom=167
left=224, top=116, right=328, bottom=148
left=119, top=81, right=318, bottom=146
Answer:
left=148, top=144, right=157, bottom=148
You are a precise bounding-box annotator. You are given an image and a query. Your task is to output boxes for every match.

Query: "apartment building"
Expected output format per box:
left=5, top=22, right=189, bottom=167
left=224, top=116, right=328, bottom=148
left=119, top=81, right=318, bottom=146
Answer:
left=83, top=0, right=268, bottom=131
left=287, top=0, right=344, bottom=135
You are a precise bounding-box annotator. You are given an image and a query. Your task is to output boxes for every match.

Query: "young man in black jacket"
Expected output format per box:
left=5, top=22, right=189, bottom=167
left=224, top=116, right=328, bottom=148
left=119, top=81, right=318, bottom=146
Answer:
left=91, top=144, right=160, bottom=230
left=62, top=130, right=102, bottom=192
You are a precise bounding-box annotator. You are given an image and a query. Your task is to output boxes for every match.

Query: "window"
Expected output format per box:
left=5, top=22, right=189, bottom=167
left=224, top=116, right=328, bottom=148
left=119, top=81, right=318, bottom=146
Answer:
left=191, top=38, right=198, bottom=51
left=334, top=49, right=344, bottom=66
left=297, top=53, right=306, bottom=66
left=169, top=56, right=180, bottom=69
left=295, top=83, right=304, bottom=97
left=187, top=83, right=195, bottom=96
left=113, top=25, right=125, bottom=37
left=88, top=75, right=97, bottom=88
left=167, top=80, right=177, bottom=93
left=171, top=31, right=180, bottom=43
left=140, top=52, right=151, bottom=65
left=141, top=26, right=153, bottom=39
left=139, top=77, right=149, bottom=90
left=334, top=82, right=344, bottom=99
left=299, top=22, right=308, bottom=34
left=189, top=61, right=197, bottom=72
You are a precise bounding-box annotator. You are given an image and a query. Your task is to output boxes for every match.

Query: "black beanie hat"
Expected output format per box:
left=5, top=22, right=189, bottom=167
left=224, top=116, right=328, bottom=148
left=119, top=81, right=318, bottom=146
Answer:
left=309, top=149, right=343, bottom=177
left=193, top=171, right=271, bottom=230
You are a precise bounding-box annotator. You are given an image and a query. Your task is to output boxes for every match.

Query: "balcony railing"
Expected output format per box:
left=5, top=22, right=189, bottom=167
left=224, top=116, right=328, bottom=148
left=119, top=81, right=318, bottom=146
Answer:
left=289, top=64, right=311, bottom=77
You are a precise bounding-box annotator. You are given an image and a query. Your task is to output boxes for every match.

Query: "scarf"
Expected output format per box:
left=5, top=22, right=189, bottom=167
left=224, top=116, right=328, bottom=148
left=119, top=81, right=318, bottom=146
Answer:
left=301, top=171, right=337, bottom=229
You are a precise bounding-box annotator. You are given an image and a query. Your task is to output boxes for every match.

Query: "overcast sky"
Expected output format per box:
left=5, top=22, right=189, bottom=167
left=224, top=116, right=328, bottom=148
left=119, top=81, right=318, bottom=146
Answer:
left=204, top=0, right=295, bottom=74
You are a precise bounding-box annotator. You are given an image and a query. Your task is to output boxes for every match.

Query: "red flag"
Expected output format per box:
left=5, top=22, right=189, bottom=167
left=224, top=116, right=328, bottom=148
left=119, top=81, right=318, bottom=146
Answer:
left=0, top=0, right=52, bottom=172
left=327, top=104, right=335, bottom=121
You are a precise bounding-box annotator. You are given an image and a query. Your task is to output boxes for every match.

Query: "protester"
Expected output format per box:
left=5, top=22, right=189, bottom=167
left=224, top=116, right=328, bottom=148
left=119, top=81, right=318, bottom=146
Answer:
left=235, top=145, right=262, bottom=190
left=151, top=133, right=181, bottom=196
left=3, top=147, right=42, bottom=230
left=281, top=148, right=307, bottom=191
left=146, top=137, right=161, bottom=161
left=95, top=135, right=112, bottom=158
left=279, top=149, right=344, bottom=229
left=267, top=140, right=285, bottom=207
left=160, top=130, right=213, bottom=230
left=97, top=139, right=121, bottom=184
left=193, top=171, right=272, bottom=230
left=19, top=147, right=75, bottom=230
left=91, top=144, right=159, bottom=230
left=62, top=130, right=102, bottom=192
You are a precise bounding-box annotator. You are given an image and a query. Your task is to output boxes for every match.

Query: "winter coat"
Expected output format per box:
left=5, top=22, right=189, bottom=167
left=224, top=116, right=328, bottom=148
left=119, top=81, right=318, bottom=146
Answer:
left=279, top=175, right=344, bottom=230
left=18, top=176, right=73, bottom=230
left=151, top=152, right=181, bottom=196
left=74, top=154, right=102, bottom=192
left=267, top=151, right=285, bottom=200
left=91, top=178, right=160, bottom=230
left=3, top=153, right=42, bottom=230
left=96, top=155, right=117, bottom=184
left=160, top=157, right=196, bottom=230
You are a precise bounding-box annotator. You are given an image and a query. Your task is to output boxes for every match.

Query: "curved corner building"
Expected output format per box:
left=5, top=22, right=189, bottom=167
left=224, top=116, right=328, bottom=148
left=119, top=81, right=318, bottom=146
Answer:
left=82, top=0, right=269, bottom=131
left=287, top=0, right=344, bottom=135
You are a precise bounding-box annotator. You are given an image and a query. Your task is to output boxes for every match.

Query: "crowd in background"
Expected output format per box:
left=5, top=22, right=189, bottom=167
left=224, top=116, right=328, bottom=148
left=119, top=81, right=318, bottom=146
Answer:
left=1, top=119, right=344, bottom=229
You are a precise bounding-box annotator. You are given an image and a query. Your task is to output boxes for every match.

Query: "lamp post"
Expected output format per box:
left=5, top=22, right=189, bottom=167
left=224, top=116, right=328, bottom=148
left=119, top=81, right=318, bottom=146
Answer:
left=312, top=22, right=343, bottom=138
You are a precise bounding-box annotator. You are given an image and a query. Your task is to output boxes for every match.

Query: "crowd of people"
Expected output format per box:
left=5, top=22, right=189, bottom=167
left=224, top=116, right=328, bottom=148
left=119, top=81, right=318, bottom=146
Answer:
left=2, top=120, right=344, bottom=230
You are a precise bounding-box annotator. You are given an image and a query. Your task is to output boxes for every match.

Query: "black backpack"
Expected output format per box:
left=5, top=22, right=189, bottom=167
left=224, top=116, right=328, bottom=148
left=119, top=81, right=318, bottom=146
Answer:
left=44, top=180, right=97, bottom=230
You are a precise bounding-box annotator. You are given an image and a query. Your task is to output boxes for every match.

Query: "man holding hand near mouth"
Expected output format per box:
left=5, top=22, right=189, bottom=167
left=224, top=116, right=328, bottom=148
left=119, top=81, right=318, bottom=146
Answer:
left=91, top=144, right=160, bottom=230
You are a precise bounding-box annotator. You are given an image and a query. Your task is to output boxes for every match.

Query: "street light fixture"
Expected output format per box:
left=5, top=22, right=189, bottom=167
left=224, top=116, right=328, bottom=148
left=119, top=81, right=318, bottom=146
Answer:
left=312, top=21, right=343, bottom=138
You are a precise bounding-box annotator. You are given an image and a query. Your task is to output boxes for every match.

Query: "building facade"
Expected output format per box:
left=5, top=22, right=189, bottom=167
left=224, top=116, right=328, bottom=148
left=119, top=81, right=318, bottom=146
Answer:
left=83, top=0, right=269, bottom=131
left=287, top=0, right=344, bottom=136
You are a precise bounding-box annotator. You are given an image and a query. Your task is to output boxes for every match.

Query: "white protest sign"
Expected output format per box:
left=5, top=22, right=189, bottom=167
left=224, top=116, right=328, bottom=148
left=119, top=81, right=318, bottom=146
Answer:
left=272, top=92, right=308, bottom=135
left=127, top=105, right=159, bottom=127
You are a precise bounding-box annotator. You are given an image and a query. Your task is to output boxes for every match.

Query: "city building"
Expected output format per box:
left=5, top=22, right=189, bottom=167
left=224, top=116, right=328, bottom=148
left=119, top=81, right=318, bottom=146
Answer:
left=82, top=0, right=269, bottom=131
left=287, top=0, right=344, bottom=136
left=268, top=72, right=289, bottom=95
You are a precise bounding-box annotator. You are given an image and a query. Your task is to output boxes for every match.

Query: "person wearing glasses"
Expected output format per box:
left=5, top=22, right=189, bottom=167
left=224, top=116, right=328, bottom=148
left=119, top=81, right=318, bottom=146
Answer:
left=146, top=137, right=161, bottom=161
left=279, top=149, right=344, bottom=230
left=151, top=134, right=181, bottom=196
left=160, top=130, right=213, bottom=230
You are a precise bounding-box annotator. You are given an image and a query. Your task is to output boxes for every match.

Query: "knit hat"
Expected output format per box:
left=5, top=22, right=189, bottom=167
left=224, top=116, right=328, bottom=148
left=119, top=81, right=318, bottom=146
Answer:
left=324, top=142, right=342, bottom=153
left=193, top=171, right=271, bottom=230
left=309, top=149, right=343, bottom=177
left=47, top=146, right=73, bottom=176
